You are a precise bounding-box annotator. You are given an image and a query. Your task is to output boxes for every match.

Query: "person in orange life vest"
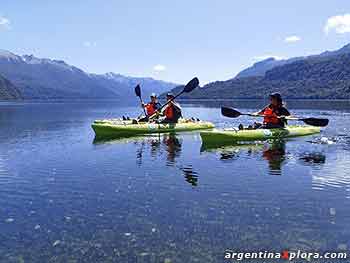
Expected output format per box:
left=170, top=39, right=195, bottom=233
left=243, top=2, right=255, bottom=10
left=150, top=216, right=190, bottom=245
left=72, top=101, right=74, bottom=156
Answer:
left=142, top=93, right=161, bottom=117
left=254, top=93, right=290, bottom=128
left=159, top=93, right=182, bottom=123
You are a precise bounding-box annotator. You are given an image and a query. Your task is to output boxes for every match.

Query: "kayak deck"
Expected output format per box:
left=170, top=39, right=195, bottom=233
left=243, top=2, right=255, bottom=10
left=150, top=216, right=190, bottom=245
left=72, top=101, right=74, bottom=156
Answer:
left=200, top=125, right=321, bottom=147
left=92, top=118, right=215, bottom=139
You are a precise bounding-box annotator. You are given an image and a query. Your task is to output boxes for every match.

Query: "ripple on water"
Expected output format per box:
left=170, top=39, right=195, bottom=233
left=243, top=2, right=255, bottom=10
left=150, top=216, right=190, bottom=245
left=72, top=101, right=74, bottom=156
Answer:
left=0, top=155, right=9, bottom=182
left=311, top=152, right=350, bottom=196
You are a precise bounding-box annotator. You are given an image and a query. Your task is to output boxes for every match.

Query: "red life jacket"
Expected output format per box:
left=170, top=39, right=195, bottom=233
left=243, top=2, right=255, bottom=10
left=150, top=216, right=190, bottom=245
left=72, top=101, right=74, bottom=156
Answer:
left=263, top=106, right=280, bottom=125
left=145, top=102, right=157, bottom=116
left=164, top=104, right=174, bottom=119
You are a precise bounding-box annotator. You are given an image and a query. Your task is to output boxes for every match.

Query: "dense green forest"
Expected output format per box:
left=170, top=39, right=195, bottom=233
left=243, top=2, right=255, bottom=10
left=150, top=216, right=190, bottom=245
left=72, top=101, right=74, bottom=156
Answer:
left=166, top=52, right=350, bottom=99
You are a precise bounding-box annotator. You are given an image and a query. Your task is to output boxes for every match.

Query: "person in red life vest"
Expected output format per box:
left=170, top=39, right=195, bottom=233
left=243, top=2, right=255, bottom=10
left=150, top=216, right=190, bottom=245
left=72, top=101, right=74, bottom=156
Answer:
left=143, top=93, right=161, bottom=116
left=141, top=93, right=161, bottom=119
left=254, top=93, right=290, bottom=128
left=159, top=93, right=182, bottom=123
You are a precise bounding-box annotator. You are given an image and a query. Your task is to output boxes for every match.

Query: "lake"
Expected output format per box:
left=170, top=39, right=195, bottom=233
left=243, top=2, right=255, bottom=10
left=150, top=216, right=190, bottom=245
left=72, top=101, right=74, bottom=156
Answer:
left=0, top=100, right=349, bottom=263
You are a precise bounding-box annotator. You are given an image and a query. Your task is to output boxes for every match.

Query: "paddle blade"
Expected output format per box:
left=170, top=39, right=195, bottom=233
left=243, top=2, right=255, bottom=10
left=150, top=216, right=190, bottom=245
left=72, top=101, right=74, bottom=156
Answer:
left=301, top=118, right=329, bottom=127
left=134, top=84, right=141, bottom=97
left=221, top=107, right=242, bottom=118
left=183, top=77, right=199, bottom=93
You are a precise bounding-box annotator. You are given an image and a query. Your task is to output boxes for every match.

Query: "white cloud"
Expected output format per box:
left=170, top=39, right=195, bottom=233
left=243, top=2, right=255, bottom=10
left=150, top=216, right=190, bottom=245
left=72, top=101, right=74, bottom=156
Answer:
left=324, top=14, right=350, bottom=35
left=83, top=41, right=97, bottom=47
left=253, top=55, right=285, bottom=61
left=284, top=35, right=301, bottom=43
left=0, top=16, right=11, bottom=29
left=153, top=64, right=166, bottom=72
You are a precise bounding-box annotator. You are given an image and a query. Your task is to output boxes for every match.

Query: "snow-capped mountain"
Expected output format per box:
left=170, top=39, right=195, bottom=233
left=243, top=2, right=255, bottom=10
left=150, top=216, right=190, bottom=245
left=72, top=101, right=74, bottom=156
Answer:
left=0, top=50, right=176, bottom=99
left=99, top=72, right=177, bottom=97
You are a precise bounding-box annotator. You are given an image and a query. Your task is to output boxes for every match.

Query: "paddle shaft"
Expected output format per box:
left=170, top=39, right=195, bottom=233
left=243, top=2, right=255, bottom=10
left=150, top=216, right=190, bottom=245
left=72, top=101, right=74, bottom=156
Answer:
left=240, top=113, right=308, bottom=121
left=240, top=113, right=307, bottom=121
left=237, top=112, right=328, bottom=126
left=137, top=96, right=148, bottom=117
left=148, top=90, right=184, bottom=120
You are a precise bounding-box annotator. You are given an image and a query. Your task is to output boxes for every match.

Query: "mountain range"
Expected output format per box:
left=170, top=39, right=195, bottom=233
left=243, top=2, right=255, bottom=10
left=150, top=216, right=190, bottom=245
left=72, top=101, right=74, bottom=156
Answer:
left=236, top=43, right=350, bottom=78
left=166, top=43, right=350, bottom=99
left=0, top=50, right=176, bottom=100
left=2, top=43, right=350, bottom=101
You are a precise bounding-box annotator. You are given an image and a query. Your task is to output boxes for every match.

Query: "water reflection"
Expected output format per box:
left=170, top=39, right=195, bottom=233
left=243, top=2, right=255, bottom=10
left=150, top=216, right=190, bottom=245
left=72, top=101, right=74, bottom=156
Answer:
left=1, top=101, right=349, bottom=262
left=135, top=137, right=162, bottom=166
left=94, top=133, right=199, bottom=187
left=163, top=134, right=182, bottom=166
left=132, top=133, right=183, bottom=167
left=219, top=151, right=239, bottom=161
left=262, top=141, right=286, bottom=175
left=181, top=166, right=198, bottom=186
left=299, top=152, right=326, bottom=165
left=203, top=140, right=328, bottom=176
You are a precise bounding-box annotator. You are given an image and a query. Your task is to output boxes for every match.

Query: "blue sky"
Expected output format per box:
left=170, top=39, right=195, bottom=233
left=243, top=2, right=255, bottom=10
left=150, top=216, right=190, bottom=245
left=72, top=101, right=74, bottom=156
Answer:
left=1, top=0, right=350, bottom=84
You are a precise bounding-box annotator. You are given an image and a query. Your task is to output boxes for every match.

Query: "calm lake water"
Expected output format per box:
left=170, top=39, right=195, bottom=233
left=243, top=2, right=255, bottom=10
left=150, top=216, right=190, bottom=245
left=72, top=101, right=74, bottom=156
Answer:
left=0, top=100, right=349, bottom=263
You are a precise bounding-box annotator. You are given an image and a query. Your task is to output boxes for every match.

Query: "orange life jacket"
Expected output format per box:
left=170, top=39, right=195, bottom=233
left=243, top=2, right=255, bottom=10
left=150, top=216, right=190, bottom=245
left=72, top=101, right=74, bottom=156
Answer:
left=145, top=102, right=157, bottom=116
left=263, top=106, right=280, bottom=125
left=164, top=104, right=174, bottom=119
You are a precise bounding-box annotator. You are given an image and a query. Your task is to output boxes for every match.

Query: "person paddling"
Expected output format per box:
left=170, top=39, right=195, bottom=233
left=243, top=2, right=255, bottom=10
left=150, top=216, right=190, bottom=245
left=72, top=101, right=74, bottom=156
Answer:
left=142, top=93, right=161, bottom=117
left=254, top=93, right=290, bottom=129
left=159, top=93, right=182, bottom=123
left=138, top=93, right=162, bottom=122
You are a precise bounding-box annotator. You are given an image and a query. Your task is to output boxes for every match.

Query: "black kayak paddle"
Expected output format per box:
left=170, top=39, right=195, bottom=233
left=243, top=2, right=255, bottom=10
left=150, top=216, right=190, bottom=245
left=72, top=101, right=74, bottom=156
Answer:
left=148, top=77, right=200, bottom=120
left=134, top=84, right=148, bottom=118
left=221, top=107, right=329, bottom=127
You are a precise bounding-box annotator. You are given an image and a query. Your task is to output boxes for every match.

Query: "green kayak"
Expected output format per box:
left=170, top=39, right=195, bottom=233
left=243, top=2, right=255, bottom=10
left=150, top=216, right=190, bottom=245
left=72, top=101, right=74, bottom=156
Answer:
left=200, top=125, right=321, bottom=147
left=92, top=118, right=215, bottom=139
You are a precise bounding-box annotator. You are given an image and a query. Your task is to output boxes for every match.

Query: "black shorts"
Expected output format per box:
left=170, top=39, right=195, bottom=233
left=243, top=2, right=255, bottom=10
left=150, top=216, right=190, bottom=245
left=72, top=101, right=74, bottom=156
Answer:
left=160, top=118, right=178, bottom=124
left=261, top=123, right=285, bottom=129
